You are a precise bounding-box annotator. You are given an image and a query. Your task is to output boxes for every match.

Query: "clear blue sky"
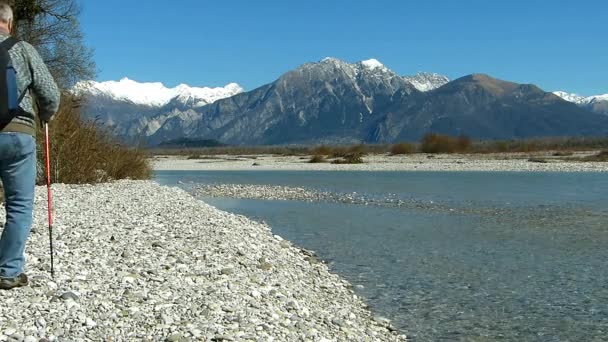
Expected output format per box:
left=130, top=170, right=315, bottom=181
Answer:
left=81, top=0, right=608, bottom=95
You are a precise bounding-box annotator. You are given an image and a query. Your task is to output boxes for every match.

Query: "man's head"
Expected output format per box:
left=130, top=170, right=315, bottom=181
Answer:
left=0, top=2, right=13, bottom=34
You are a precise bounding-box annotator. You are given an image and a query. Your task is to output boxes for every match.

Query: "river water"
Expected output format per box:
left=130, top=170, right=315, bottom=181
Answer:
left=154, top=171, right=608, bottom=341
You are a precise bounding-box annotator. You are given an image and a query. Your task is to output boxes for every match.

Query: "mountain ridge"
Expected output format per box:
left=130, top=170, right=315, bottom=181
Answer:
left=73, top=57, right=608, bottom=145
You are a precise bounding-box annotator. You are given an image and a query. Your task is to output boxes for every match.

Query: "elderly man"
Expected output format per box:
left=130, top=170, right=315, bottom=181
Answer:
left=0, top=2, right=60, bottom=289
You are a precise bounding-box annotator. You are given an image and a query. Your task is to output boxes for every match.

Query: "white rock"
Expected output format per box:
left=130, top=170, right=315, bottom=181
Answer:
left=86, top=318, right=97, bottom=328
left=250, top=290, right=261, bottom=298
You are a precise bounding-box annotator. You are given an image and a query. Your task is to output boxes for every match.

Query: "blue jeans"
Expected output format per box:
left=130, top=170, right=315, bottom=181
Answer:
left=0, top=132, right=36, bottom=278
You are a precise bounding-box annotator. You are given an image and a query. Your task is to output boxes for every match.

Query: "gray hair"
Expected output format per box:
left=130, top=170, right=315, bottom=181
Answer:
left=0, top=2, right=13, bottom=24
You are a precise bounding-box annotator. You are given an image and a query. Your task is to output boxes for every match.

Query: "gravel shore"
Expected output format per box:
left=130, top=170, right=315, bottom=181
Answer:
left=152, top=152, right=608, bottom=172
left=0, top=181, right=406, bottom=341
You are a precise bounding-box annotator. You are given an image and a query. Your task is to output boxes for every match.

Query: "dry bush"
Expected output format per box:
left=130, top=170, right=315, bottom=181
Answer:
left=552, top=151, right=573, bottom=157
left=328, top=144, right=369, bottom=159
left=151, top=143, right=393, bottom=157
left=37, top=95, right=151, bottom=184
left=421, top=133, right=454, bottom=153
left=390, top=143, right=416, bottom=155
left=330, top=146, right=349, bottom=158
left=311, top=145, right=333, bottom=156
left=331, top=153, right=364, bottom=164
left=308, top=155, right=327, bottom=163
left=456, top=135, right=472, bottom=152
left=150, top=145, right=309, bottom=156
left=473, top=137, right=608, bottom=154
left=421, top=133, right=453, bottom=153
left=348, top=144, right=368, bottom=155
left=421, top=133, right=471, bottom=153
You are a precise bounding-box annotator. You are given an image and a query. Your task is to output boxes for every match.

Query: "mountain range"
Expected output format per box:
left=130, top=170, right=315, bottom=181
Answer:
left=73, top=58, right=608, bottom=146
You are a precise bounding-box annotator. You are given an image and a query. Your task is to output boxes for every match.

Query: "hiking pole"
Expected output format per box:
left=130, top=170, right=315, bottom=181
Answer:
left=44, top=122, right=54, bottom=279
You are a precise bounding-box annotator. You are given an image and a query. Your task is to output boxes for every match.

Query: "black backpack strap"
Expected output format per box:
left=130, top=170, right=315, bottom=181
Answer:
left=0, top=36, right=20, bottom=51
left=17, top=80, right=29, bottom=104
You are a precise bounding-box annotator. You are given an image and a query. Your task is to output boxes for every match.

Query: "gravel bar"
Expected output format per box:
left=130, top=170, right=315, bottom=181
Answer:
left=153, top=153, right=608, bottom=172
left=0, top=181, right=406, bottom=341
left=190, top=184, right=368, bottom=204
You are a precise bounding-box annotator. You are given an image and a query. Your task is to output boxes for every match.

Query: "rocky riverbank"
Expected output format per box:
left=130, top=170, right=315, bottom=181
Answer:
left=0, top=181, right=406, bottom=341
left=152, top=152, right=608, bottom=172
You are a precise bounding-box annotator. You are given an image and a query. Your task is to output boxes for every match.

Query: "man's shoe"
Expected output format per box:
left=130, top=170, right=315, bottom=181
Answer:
left=0, top=273, right=28, bottom=290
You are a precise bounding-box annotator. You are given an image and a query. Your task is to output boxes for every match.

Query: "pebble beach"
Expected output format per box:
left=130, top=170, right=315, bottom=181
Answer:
left=0, top=181, right=406, bottom=341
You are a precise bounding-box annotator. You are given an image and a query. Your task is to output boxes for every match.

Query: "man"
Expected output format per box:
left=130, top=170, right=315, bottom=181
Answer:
left=0, top=2, right=60, bottom=289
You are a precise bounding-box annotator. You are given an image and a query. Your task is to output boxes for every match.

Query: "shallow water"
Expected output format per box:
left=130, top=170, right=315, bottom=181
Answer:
left=155, top=171, right=608, bottom=341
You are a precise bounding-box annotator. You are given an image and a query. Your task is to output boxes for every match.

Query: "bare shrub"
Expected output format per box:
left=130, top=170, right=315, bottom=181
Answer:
left=308, top=155, right=327, bottom=163
left=331, top=153, right=364, bottom=164
left=311, top=145, right=333, bottom=156
left=37, top=95, right=152, bottom=184
left=390, top=143, right=416, bottom=155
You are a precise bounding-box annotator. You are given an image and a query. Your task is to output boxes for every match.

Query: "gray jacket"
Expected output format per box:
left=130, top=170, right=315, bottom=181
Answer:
left=1, top=33, right=60, bottom=136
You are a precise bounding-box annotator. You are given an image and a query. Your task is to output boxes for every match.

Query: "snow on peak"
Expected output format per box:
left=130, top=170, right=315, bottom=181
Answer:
left=321, top=57, right=342, bottom=63
left=73, top=78, right=243, bottom=107
left=317, top=57, right=391, bottom=73
left=172, top=82, right=244, bottom=106
left=403, top=72, right=450, bottom=92
left=360, top=59, right=386, bottom=71
left=553, top=91, right=608, bottom=105
left=553, top=91, right=586, bottom=104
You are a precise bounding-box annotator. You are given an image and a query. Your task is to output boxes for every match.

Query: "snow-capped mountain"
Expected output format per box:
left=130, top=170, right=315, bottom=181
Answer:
left=403, top=72, right=450, bottom=92
left=553, top=91, right=608, bottom=115
left=73, top=78, right=243, bottom=108
left=72, top=78, right=243, bottom=141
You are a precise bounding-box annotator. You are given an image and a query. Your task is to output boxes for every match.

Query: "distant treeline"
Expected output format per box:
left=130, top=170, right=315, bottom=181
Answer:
left=149, top=134, right=608, bottom=157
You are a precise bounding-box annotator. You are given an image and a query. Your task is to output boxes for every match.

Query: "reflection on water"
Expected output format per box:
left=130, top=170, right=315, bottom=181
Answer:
left=155, top=171, right=608, bottom=341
